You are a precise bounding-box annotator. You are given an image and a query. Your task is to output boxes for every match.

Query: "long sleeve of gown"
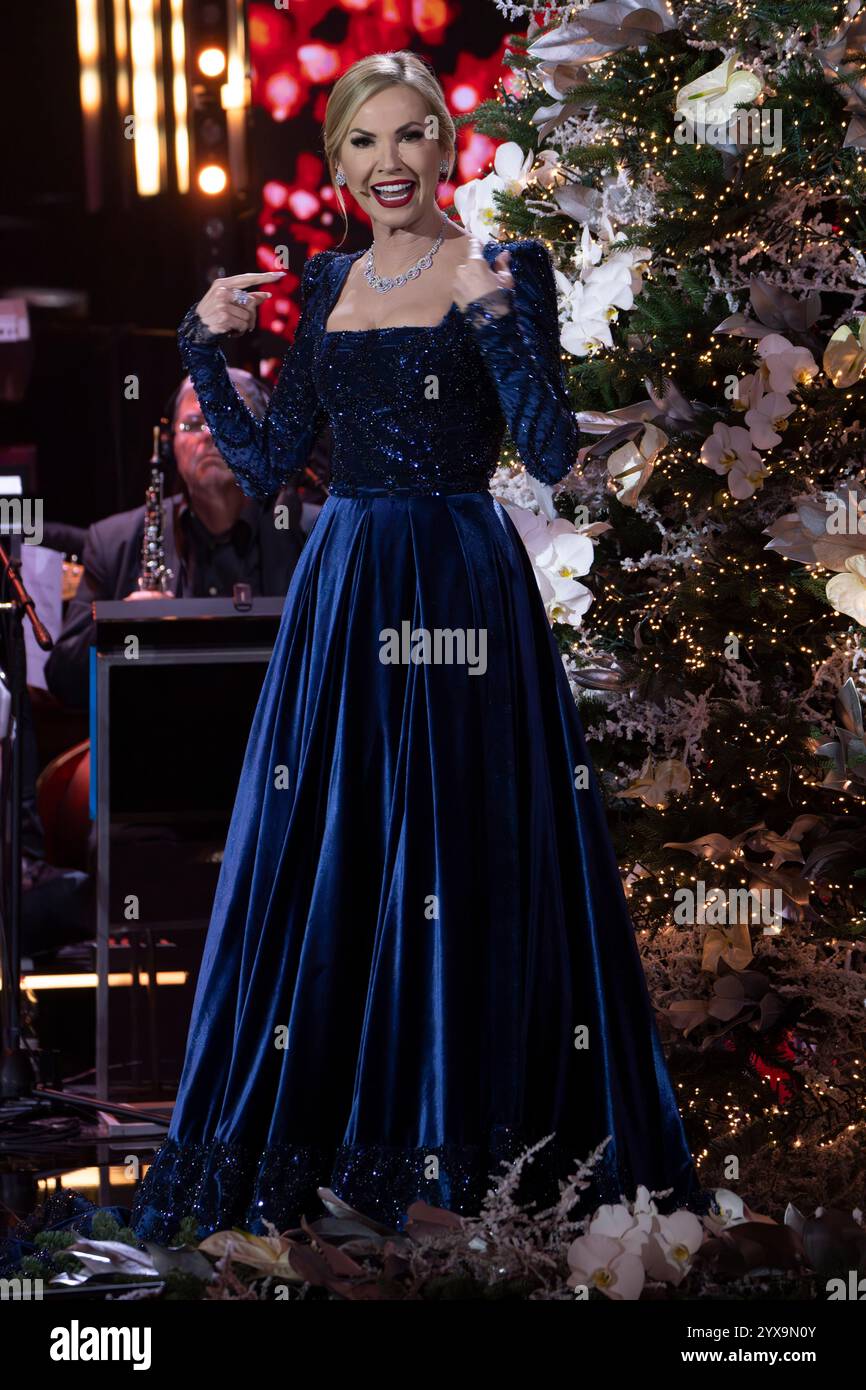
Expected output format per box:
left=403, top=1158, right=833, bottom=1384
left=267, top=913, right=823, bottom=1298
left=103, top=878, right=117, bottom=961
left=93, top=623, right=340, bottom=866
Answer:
left=175, top=254, right=329, bottom=500
left=464, top=239, right=579, bottom=485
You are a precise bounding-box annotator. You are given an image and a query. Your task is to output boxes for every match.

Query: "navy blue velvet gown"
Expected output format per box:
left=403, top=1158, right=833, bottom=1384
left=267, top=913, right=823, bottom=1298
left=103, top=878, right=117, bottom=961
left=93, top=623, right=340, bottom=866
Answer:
left=130, top=239, right=704, bottom=1241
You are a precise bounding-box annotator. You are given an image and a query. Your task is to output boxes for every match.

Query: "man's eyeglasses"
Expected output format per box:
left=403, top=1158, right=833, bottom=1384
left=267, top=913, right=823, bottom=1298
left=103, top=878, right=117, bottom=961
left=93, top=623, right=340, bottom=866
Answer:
left=176, top=419, right=212, bottom=434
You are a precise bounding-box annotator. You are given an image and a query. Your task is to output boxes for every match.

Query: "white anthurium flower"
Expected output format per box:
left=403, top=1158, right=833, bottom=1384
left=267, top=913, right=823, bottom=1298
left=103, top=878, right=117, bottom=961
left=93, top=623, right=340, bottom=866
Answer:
left=823, top=317, right=866, bottom=388
left=745, top=390, right=795, bottom=449
left=756, top=333, right=819, bottom=394
left=643, top=1211, right=705, bottom=1286
left=826, top=553, right=866, bottom=625
left=675, top=55, right=763, bottom=128
left=453, top=142, right=533, bottom=243
left=566, top=1233, right=646, bottom=1300
left=607, top=422, right=668, bottom=506
left=701, top=422, right=770, bottom=499
left=712, top=1189, right=748, bottom=1227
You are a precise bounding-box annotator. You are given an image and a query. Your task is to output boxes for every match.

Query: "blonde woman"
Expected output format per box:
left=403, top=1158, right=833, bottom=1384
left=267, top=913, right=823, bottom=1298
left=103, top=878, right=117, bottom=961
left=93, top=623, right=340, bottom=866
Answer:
left=131, top=52, right=706, bottom=1241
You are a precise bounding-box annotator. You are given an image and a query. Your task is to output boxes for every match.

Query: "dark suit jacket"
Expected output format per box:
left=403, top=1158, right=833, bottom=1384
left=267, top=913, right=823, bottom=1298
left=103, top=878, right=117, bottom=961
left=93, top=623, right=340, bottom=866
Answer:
left=45, top=489, right=305, bottom=709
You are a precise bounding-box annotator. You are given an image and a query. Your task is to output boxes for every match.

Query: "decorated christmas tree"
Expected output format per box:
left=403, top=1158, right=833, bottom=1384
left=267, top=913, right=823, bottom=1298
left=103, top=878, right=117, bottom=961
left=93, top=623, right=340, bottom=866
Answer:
left=458, top=0, right=866, bottom=1214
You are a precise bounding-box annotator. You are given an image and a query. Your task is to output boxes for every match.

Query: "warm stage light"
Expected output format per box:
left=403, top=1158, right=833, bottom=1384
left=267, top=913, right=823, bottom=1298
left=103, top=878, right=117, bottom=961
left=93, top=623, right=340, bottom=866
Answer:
left=170, top=0, right=189, bottom=192
left=198, top=164, right=228, bottom=195
left=129, top=0, right=163, bottom=195
left=13, top=971, right=188, bottom=992
left=76, top=0, right=101, bottom=113
left=198, top=46, right=226, bottom=78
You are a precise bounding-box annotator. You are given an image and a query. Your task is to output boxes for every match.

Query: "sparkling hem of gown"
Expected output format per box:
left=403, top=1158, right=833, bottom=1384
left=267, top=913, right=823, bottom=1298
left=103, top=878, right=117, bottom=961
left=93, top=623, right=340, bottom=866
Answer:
left=130, top=1129, right=714, bottom=1244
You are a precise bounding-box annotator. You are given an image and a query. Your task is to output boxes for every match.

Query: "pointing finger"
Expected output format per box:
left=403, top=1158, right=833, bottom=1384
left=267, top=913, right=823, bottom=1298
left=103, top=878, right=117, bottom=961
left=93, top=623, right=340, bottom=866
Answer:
left=220, top=271, right=285, bottom=287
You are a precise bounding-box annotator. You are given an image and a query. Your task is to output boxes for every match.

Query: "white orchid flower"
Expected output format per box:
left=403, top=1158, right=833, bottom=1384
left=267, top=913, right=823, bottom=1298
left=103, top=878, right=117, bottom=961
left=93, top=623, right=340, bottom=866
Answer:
left=453, top=142, right=533, bottom=243
left=557, top=260, right=636, bottom=356
left=701, top=422, right=770, bottom=499
left=756, top=333, right=819, bottom=394
left=503, top=504, right=595, bottom=626
left=642, top=1211, right=705, bottom=1286
left=589, top=1201, right=657, bottom=1256
left=566, top=1233, right=646, bottom=1300
left=745, top=390, right=795, bottom=449
left=730, top=371, right=765, bottom=414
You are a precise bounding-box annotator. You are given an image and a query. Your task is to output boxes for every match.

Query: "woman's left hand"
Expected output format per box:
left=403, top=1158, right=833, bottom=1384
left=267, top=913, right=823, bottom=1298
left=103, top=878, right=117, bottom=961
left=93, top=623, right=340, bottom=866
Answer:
left=454, top=238, right=513, bottom=311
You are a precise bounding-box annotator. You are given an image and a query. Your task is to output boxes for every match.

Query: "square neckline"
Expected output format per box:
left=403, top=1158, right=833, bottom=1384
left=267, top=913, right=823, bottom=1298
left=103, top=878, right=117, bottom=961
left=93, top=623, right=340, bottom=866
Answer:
left=321, top=245, right=472, bottom=338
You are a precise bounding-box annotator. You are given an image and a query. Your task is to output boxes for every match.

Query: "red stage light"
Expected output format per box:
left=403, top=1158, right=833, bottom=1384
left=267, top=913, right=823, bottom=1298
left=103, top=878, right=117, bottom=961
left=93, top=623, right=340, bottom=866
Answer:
left=262, top=181, right=290, bottom=209
left=450, top=83, right=479, bottom=112
left=288, top=189, right=321, bottom=220
left=264, top=72, right=302, bottom=122
left=298, top=43, right=341, bottom=83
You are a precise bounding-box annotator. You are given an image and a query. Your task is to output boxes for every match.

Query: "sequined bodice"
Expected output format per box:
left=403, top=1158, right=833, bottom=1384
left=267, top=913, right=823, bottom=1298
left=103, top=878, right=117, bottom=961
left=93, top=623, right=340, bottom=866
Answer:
left=176, top=239, right=580, bottom=501
left=315, top=280, right=505, bottom=495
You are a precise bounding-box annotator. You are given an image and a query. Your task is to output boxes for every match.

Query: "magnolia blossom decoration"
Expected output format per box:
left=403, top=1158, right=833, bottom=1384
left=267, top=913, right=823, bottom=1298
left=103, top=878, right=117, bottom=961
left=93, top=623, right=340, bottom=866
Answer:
left=614, top=755, right=691, bottom=808
left=453, top=142, right=533, bottom=242
left=607, top=422, right=669, bottom=506
left=763, top=489, right=866, bottom=570
left=502, top=503, right=596, bottom=625
left=701, top=422, right=770, bottom=499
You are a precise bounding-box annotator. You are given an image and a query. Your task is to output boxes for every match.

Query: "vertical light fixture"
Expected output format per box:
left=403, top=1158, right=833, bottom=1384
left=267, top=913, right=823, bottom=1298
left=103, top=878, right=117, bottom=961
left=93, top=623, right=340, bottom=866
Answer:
left=169, top=0, right=189, bottom=193
left=129, top=0, right=166, bottom=195
left=222, top=0, right=250, bottom=194
left=112, top=0, right=130, bottom=114
left=76, top=0, right=104, bottom=211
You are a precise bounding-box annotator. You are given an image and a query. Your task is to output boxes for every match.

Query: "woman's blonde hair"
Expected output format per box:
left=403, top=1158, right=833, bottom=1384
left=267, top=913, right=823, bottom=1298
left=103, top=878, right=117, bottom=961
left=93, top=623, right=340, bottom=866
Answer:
left=323, top=51, right=456, bottom=240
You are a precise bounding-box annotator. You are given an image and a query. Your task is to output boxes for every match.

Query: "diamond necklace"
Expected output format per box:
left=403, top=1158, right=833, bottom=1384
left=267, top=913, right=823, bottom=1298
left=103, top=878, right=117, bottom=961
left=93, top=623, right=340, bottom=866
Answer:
left=363, top=229, right=445, bottom=294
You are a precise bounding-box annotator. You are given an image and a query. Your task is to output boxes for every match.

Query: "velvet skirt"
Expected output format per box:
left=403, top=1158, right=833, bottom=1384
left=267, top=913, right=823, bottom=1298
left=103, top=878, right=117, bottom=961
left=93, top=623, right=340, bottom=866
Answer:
left=130, top=490, right=704, bottom=1241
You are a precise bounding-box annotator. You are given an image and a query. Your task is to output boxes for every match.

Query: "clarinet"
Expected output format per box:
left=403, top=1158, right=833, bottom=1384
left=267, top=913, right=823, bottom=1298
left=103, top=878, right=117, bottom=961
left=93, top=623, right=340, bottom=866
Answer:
left=137, top=425, right=174, bottom=592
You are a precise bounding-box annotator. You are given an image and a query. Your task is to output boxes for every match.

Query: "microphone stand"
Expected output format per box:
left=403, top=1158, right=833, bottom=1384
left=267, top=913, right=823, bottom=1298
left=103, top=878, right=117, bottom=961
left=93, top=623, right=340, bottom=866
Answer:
left=0, top=536, right=51, bottom=1100
left=0, top=539, right=169, bottom=1136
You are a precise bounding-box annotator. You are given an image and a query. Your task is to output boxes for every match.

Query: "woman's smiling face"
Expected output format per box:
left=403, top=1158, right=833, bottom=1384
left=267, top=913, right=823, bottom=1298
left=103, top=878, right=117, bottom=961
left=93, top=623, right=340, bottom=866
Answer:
left=337, top=84, right=445, bottom=227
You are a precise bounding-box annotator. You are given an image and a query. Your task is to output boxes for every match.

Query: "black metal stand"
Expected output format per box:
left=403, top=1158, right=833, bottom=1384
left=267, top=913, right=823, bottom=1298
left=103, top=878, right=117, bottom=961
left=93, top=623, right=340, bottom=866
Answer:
left=0, top=541, right=168, bottom=1134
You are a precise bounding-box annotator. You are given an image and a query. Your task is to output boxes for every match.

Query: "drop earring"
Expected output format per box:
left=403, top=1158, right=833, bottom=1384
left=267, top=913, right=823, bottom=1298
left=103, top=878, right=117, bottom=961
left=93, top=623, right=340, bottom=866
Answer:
left=438, top=160, right=449, bottom=179
left=335, top=169, right=346, bottom=187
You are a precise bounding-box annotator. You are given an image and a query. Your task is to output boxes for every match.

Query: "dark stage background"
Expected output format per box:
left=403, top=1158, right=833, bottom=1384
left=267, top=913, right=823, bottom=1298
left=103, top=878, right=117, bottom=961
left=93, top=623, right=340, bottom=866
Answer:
left=0, top=0, right=512, bottom=528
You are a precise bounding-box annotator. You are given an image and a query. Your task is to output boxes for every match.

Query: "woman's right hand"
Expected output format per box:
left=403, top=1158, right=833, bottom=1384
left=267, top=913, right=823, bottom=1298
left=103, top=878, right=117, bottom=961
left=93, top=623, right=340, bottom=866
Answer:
left=195, top=270, right=285, bottom=337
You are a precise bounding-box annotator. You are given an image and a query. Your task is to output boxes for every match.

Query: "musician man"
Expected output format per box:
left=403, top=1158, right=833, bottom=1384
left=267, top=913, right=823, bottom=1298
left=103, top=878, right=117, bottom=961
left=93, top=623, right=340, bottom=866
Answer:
left=45, top=368, right=326, bottom=709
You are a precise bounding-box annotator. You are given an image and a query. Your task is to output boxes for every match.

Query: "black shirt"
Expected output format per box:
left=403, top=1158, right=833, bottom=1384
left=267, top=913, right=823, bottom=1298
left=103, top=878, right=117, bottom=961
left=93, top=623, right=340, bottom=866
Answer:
left=175, top=496, right=264, bottom=597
